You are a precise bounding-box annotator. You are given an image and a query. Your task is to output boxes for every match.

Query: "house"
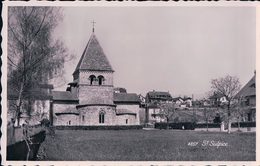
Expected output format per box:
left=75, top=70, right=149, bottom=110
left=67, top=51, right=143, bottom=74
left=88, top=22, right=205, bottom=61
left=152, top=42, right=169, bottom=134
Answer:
left=172, top=96, right=193, bottom=108
left=235, top=72, right=256, bottom=121
left=172, top=97, right=183, bottom=107
left=7, top=84, right=53, bottom=126
left=183, top=97, right=193, bottom=107
left=51, top=29, right=141, bottom=126
left=209, top=92, right=228, bottom=107
left=145, top=91, right=173, bottom=123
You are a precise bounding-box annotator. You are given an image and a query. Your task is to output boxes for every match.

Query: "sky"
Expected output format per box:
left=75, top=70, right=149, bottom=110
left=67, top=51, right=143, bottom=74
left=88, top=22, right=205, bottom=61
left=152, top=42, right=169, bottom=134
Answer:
left=53, top=7, right=256, bottom=99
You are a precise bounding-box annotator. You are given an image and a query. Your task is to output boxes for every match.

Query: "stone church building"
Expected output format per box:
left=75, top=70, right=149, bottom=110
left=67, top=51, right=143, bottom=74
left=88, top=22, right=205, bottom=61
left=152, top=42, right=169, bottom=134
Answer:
left=51, top=30, right=141, bottom=126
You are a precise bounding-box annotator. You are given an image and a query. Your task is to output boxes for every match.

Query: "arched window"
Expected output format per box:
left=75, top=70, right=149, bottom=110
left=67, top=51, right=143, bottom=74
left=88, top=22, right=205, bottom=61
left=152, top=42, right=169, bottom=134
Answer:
left=97, top=75, right=105, bottom=85
left=89, top=75, right=96, bottom=85
left=99, top=112, right=105, bottom=124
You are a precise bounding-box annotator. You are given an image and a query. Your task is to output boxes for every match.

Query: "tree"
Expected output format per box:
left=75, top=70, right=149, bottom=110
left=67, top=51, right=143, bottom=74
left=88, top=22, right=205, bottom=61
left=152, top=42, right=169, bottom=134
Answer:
left=8, top=7, right=70, bottom=126
left=158, top=102, right=176, bottom=129
left=202, top=107, right=215, bottom=132
left=211, top=75, right=241, bottom=133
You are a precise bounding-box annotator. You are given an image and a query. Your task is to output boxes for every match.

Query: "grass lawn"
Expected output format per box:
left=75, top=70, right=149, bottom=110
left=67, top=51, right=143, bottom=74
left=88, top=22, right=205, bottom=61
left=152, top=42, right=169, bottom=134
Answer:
left=39, top=129, right=255, bottom=161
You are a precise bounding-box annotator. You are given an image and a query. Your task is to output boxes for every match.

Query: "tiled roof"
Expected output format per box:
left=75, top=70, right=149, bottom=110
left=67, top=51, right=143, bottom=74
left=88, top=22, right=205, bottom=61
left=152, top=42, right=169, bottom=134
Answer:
left=235, top=75, right=256, bottom=98
left=73, top=33, right=113, bottom=74
left=114, top=87, right=127, bottom=93
left=55, top=107, right=79, bottom=115
left=172, top=97, right=183, bottom=102
left=52, top=91, right=78, bottom=101
left=68, top=80, right=78, bottom=86
left=114, top=93, right=140, bottom=103
left=116, top=109, right=136, bottom=115
left=146, top=91, right=172, bottom=100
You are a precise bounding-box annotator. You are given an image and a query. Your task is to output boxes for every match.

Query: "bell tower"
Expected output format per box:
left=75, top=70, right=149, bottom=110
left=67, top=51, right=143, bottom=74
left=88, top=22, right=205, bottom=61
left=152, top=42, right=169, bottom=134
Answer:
left=72, top=29, right=114, bottom=106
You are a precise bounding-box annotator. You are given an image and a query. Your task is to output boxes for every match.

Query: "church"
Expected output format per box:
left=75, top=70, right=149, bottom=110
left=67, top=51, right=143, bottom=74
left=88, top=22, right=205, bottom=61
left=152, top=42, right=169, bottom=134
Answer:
left=51, top=28, right=141, bottom=126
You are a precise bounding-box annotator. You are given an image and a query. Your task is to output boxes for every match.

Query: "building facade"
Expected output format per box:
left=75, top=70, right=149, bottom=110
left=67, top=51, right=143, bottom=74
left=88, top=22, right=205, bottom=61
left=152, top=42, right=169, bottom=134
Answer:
left=7, top=84, right=53, bottom=126
left=145, top=91, right=173, bottom=124
left=235, top=72, right=256, bottom=122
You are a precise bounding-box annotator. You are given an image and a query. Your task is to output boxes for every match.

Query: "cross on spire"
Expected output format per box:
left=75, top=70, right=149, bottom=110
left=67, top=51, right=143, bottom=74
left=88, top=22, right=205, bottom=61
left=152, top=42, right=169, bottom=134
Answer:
left=91, top=20, right=96, bottom=33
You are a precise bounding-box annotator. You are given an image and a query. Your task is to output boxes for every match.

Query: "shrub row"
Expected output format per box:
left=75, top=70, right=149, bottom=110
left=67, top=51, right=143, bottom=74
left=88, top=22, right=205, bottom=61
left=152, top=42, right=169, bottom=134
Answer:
left=155, top=121, right=256, bottom=130
left=195, top=123, right=220, bottom=128
left=54, top=125, right=143, bottom=130
left=155, top=122, right=196, bottom=130
left=231, top=122, right=256, bottom=128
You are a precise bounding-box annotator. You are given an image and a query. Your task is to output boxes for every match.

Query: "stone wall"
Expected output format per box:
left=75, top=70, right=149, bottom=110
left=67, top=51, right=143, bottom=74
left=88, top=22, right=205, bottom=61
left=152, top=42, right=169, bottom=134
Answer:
left=78, top=85, right=114, bottom=105
left=77, top=70, right=114, bottom=105
left=115, top=104, right=140, bottom=125
left=115, top=114, right=138, bottom=125
left=54, top=114, right=79, bottom=126
left=53, top=103, right=78, bottom=125
left=78, top=104, right=141, bottom=126
left=79, top=70, right=113, bottom=86
left=78, top=105, right=116, bottom=125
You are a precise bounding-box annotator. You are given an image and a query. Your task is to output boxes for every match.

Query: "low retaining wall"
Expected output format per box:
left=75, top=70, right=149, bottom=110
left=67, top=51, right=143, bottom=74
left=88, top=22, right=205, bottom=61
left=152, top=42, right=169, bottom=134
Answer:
left=54, top=125, right=143, bottom=130
left=7, top=125, right=44, bottom=146
left=7, top=130, right=46, bottom=160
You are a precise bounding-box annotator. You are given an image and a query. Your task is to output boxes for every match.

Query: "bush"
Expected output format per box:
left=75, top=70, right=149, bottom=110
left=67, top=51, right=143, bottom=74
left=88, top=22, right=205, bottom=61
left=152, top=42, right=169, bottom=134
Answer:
left=54, top=125, right=143, bottom=130
left=40, top=119, right=51, bottom=127
left=213, top=114, right=221, bottom=123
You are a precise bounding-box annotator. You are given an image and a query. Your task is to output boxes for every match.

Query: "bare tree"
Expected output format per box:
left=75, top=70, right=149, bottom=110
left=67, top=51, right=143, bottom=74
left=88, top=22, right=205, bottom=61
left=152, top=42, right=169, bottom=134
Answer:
left=158, top=102, right=176, bottom=129
left=211, top=75, right=241, bottom=133
left=8, top=7, right=71, bottom=126
left=202, top=107, right=215, bottom=132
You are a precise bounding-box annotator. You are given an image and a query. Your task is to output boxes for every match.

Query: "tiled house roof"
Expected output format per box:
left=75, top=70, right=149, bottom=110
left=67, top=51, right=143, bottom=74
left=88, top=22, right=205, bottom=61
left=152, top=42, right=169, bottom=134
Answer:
left=114, top=93, right=140, bottom=104
left=52, top=91, right=78, bottom=102
left=172, top=97, right=183, bottom=102
left=55, top=107, right=79, bottom=115
left=146, top=91, right=172, bottom=102
left=116, top=108, right=137, bottom=115
left=235, top=74, right=256, bottom=98
left=73, top=33, right=113, bottom=74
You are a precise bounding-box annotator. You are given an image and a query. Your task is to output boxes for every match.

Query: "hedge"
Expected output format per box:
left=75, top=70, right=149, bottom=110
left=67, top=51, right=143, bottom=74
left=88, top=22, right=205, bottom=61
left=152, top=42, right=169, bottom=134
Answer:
left=54, top=125, right=143, bottom=130
left=195, top=123, right=220, bottom=128
left=196, top=122, right=256, bottom=128
left=155, top=122, right=196, bottom=130
left=231, top=122, right=256, bottom=128
left=154, top=122, right=256, bottom=130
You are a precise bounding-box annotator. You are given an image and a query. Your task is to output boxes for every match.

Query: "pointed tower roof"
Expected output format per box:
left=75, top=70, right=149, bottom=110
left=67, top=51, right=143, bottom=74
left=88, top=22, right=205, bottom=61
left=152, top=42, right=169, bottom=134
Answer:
left=73, top=33, right=114, bottom=74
